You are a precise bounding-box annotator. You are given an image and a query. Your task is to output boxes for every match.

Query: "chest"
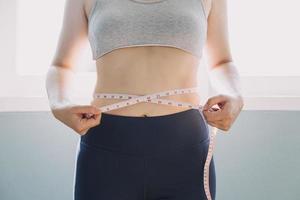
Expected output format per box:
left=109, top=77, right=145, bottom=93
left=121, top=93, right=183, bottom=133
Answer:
left=88, top=0, right=207, bottom=36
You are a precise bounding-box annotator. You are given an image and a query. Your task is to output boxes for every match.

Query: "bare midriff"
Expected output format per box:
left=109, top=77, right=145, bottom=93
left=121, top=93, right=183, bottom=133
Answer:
left=89, top=46, right=203, bottom=117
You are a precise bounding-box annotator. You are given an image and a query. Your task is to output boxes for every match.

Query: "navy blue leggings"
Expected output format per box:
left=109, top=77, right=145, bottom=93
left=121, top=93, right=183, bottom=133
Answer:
left=73, top=108, right=216, bottom=200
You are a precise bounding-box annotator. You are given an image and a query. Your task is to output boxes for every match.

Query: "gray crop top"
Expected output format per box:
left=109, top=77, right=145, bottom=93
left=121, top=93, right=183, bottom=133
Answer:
left=87, top=0, right=208, bottom=60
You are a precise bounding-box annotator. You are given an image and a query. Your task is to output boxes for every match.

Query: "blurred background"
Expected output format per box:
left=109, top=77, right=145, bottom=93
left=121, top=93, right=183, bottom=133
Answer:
left=0, top=0, right=300, bottom=199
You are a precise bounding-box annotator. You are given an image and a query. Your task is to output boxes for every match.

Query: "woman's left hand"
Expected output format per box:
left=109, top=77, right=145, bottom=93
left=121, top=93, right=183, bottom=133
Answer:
left=202, top=94, right=244, bottom=132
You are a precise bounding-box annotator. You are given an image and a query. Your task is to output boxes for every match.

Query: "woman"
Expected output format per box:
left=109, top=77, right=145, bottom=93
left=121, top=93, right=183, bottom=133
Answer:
left=46, top=0, right=244, bottom=199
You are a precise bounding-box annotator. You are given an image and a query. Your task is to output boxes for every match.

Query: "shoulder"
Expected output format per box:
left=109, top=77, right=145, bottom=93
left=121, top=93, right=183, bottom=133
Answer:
left=202, top=0, right=228, bottom=19
left=68, top=0, right=92, bottom=20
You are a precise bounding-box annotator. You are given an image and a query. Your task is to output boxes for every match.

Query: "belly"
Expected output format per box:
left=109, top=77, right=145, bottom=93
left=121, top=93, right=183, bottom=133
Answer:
left=89, top=46, right=202, bottom=117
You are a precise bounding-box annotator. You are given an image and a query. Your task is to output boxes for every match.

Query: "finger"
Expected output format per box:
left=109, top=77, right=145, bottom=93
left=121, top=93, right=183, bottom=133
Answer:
left=207, top=118, right=231, bottom=132
left=202, top=109, right=225, bottom=121
left=206, top=120, right=220, bottom=128
left=72, top=105, right=101, bottom=114
left=83, top=113, right=97, bottom=119
left=210, top=107, right=220, bottom=112
left=206, top=120, right=227, bottom=132
left=203, top=104, right=231, bottom=121
left=207, top=118, right=225, bottom=126
left=78, top=129, right=88, bottom=136
left=203, top=95, right=228, bottom=111
left=80, top=113, right=102, bottom=128
left=78, top=116, right=101, bottom=132
left=202, top=110, right=221, bottom=121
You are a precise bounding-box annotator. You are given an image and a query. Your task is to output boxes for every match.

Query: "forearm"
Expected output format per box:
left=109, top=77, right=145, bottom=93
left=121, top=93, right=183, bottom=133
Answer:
left=208, top=61, right=243, bottom=99
left=45, top=65, right=76, bottom=110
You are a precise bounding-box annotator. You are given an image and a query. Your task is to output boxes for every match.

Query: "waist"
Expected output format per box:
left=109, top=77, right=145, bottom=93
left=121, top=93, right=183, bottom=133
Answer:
left=90, top=86, right=202, bottom=117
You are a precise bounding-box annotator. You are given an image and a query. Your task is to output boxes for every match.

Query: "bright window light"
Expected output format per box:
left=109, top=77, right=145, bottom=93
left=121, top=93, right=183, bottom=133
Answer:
left=228, top=0, right=300, bottom=76
left=16, top=0, right=95, bottom=75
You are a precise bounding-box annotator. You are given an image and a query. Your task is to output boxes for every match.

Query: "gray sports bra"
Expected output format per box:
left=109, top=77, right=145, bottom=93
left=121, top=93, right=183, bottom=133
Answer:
left=87, top=0, right=208, bottom=60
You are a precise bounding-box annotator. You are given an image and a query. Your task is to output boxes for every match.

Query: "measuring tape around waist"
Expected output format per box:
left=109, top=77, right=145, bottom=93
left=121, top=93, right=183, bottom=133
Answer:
left=91, top=86, right=218, bottom=200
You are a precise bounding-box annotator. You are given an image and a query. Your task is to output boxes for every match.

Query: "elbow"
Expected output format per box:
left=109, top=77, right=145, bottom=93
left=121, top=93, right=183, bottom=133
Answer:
left=210, top=58, right=234, bottom=70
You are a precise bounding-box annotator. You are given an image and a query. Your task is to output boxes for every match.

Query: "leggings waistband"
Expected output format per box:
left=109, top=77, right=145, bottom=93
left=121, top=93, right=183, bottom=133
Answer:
left=80, top=108, right=209, bottom=157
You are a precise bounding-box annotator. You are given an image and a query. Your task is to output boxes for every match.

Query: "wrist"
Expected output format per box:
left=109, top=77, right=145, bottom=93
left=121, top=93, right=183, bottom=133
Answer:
left=208, top=61, right=243, bottom=97
left=49, top=99, right=76, bottom=110
left=231, top=94, right=244, bottom=109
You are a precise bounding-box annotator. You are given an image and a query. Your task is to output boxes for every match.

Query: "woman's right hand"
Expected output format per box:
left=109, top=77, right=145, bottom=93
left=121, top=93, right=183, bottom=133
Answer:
left=51, top=104, right=102, bottom=136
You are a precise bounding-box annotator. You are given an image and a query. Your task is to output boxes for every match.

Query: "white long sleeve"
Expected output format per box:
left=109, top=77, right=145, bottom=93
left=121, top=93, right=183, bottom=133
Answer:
left=45, top=65, right=76, bottom=110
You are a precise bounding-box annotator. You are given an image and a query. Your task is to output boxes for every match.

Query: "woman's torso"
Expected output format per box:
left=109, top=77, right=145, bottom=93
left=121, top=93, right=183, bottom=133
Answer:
left=85, top=0, right=208, bottom=117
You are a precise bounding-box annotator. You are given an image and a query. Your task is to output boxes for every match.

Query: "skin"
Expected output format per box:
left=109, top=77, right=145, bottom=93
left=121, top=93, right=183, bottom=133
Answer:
left=50, top=0, right=244, bottom=135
